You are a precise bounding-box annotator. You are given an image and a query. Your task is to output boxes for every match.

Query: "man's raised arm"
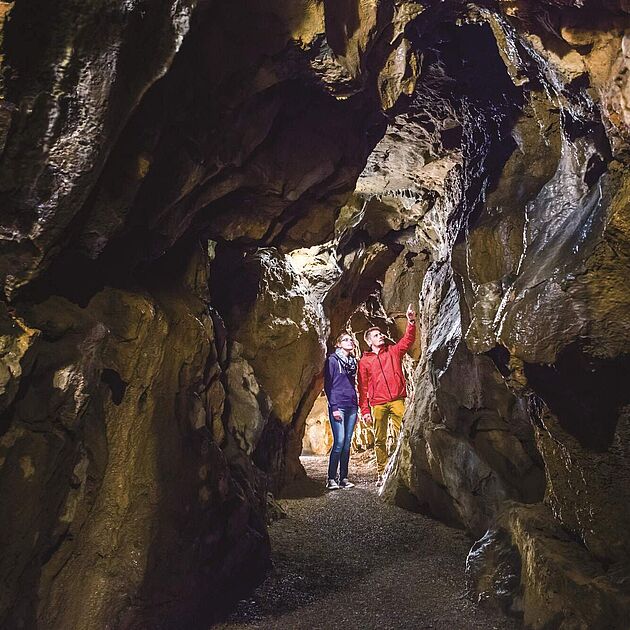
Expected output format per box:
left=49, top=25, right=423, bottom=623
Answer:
left=394, top=303, right=417, bottom=355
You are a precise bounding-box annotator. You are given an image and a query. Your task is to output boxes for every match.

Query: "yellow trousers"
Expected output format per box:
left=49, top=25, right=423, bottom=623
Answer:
left=372, top=398, right=405, bottom=474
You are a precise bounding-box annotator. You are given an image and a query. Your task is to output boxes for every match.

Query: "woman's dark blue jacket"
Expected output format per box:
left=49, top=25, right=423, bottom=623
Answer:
left=324, top=354, right=358, bottom=413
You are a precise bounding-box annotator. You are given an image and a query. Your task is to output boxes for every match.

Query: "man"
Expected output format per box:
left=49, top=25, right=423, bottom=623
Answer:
left=358, top=304, right=416, bottom=485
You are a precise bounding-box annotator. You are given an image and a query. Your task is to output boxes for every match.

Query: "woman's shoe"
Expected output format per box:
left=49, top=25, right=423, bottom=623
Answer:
left=376, top=475, right=384, bottom=487
left=326, top=478, right=340, bottom=490
left=339, top=478, right=355, bottom=488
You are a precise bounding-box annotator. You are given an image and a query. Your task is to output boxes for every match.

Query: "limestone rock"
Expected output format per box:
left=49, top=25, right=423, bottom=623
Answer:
left=0, top=302, right=38, bottom=412
left=0, top=252, right=269, bottom=629
left=467, top=503, right=630, bottom=629
left=0, top=0, right=195, bottom=294
left=224, top=343, right=272, bottom=456
left=532, top=395, right=630, bottom=564
left=377, top=37, right=419, bottom=111
left=465, top=526, right=523, bottom=616
left=387, top=5, right=630, bottom=626
left=215, top=247, right=326, bottom=427
left=1, top=0, right=630, bottom=627
left=213, top=246, right=327, bottom=487
left=301, top=394, right=334, bottom=456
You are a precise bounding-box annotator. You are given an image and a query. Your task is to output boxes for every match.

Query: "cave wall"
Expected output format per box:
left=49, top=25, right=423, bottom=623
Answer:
left=0, top=1, right=629, bottom=628
left=0, top=246, right=269, bottom=629
left=0, top=1, right=425, bottom=627
left=379, top=3, right=630, bottom=628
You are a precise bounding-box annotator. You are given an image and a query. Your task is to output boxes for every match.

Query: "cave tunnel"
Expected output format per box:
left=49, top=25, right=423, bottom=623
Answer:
left=0, top=1, right=629, bottom=629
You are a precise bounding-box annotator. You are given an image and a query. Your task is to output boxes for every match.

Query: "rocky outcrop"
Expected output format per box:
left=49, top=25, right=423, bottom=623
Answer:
left=382, top=1, right=630, bottom=625
left=378, top=9, right=546, bottom=534
left=0, top=0, right=196, bottom=294
left=466, top=503, right=630, bottom=629
left=213, top=246, right=328, bottom=488
left=0, top=248, right=269, bottom=629
left=301, top=395, right=334, bottom=456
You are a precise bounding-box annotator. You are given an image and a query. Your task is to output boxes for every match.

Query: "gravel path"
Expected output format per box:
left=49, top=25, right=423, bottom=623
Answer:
left=215, top=454, right=521, bottom=630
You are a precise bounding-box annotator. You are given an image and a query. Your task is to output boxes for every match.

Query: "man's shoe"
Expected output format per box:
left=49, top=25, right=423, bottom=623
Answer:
left=326, top=478, right=340, bottom=490
left=376, top=475, right=384, bottom=487
left=339, top=478, right=355, bottom=489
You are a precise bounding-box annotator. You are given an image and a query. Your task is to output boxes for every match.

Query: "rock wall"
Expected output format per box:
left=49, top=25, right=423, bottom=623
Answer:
left=212, top=245, right=328, bottom=488
left=0, top=247, right=269, bottom=629
left=380, top=2, right=630, bottom=627
left=301, top=395, right=333, bottom=456
left=0, top=1, right=424, bottom=626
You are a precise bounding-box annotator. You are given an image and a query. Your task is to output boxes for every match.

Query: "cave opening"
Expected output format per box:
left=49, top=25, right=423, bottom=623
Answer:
left=1, top=1, right=629, bottom=629
left=200, top=13, right=527, bottom=497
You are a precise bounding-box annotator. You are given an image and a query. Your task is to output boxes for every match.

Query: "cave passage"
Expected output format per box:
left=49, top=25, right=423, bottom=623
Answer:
left=215, top=455, right=520, bottom=630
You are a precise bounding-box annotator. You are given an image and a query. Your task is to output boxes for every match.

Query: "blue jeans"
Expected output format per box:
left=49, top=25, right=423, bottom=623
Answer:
left=327, top=406, right=358, bottom=480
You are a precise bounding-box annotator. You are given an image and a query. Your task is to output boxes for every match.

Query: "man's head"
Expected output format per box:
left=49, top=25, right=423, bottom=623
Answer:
left=364, top=326, right=386, bottom=350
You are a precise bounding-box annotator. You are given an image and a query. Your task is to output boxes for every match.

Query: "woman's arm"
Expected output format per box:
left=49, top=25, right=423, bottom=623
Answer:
left=324, top=356, right=339, bottom=410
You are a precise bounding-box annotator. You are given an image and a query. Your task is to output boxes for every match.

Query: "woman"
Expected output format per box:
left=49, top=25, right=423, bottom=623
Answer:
left=323, top=332, right=359, bottom=490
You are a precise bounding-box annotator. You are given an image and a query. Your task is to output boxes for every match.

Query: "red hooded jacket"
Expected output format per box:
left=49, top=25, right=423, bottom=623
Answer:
left=358, top=323, right=416, bottom=416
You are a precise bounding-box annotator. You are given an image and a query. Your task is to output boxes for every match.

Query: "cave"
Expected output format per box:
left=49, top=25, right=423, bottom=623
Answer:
left=1, top=1, right=629, bottom=629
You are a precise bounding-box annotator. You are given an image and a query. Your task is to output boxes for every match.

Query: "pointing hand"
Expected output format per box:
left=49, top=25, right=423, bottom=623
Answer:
left=406, top=303, right=416, bottom=324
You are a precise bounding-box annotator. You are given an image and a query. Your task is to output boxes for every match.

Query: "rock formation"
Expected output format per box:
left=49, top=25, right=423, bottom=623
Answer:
left=0, top=1, right=628, bottom=628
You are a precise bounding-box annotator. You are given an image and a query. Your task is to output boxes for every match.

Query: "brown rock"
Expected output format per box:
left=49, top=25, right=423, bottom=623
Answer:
left=1, top=1, right=630, bottom=627
left=467, top=503, right=630, bottom=629
left=302, top=394, right=334, bottom=456
left=0, top=251, right=269, bottom=629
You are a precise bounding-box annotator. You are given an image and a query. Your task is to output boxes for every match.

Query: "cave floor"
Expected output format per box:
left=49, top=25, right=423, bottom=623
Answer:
left=214, top=453, right=521, bottom=630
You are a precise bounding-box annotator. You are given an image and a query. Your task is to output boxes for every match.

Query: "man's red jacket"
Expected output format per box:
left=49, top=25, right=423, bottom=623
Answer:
left=358, top=323, right=416, bottom=416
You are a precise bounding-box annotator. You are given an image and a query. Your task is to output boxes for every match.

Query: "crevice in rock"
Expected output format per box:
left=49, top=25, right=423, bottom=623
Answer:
left=99, top=369, right=127, bottom=406
left=524, top=343, right=630, bottom=452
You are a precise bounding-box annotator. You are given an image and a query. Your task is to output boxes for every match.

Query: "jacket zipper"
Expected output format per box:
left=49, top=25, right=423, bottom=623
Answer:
left=376, top=352, right=394, bottom=400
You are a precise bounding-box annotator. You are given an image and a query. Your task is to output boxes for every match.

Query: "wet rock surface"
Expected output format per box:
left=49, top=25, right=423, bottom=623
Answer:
left=215, top=455, right=521, bottom=630
left=467, top=503, right=630, bottom=629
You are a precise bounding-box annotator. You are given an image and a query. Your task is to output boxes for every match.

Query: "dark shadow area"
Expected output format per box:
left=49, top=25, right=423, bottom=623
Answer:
left=99, top=368, right=127, bottom=405
left=486, top=345, right=513, bottom=378
left=524, top=343, right=630, bottom=452
left=280, top=473, right=328, bottom=499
